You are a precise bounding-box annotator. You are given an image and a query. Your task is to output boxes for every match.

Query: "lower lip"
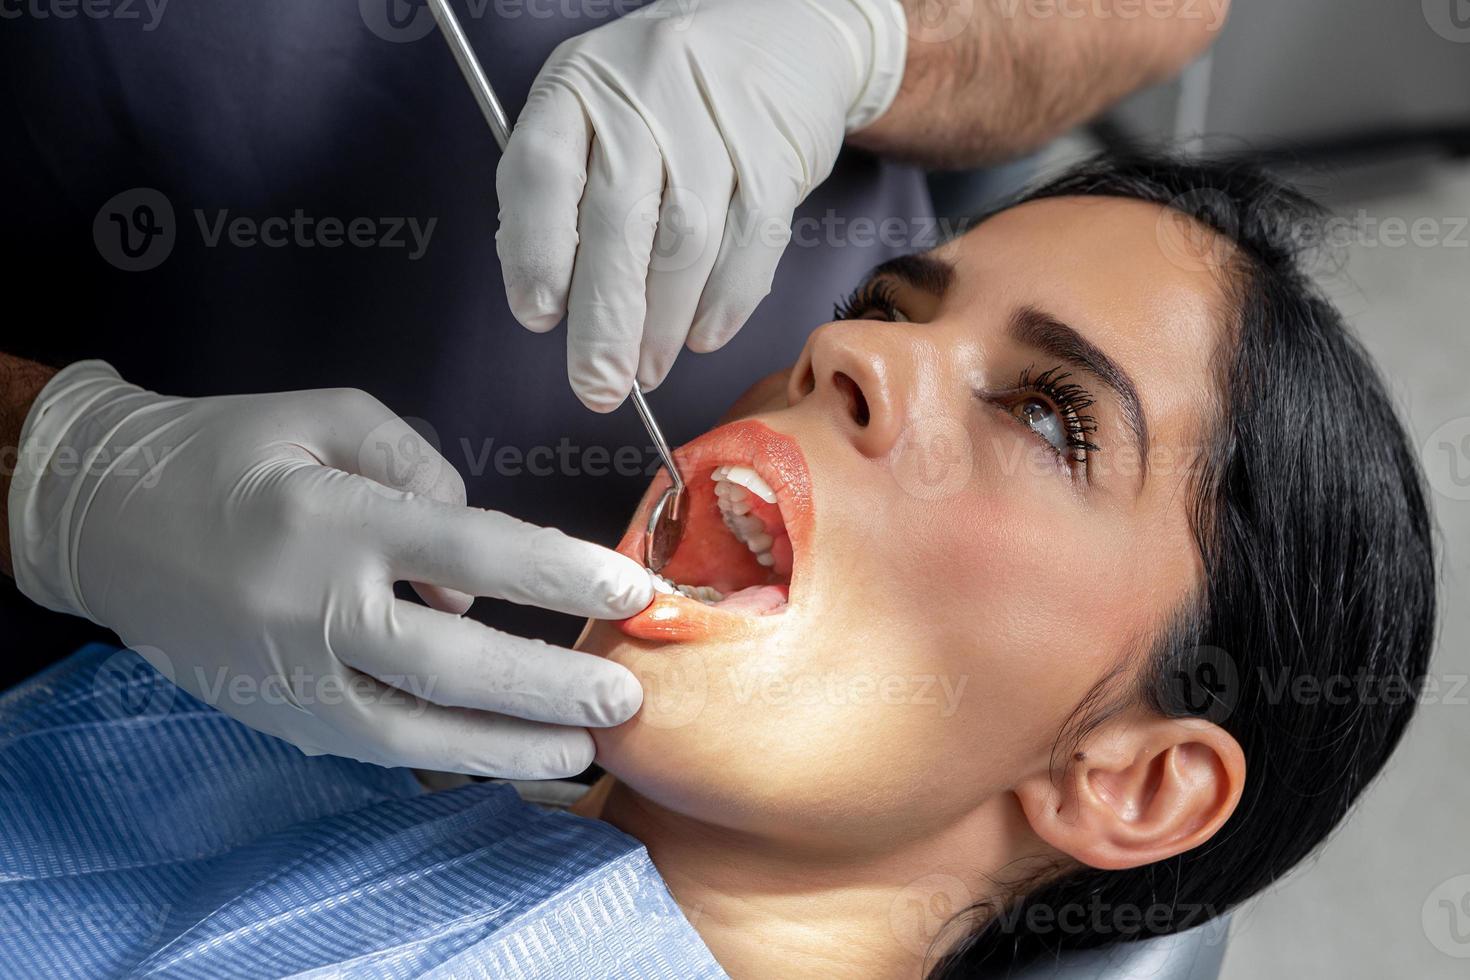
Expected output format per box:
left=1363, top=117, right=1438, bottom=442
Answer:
left=615, top=419, right=811, bottom=643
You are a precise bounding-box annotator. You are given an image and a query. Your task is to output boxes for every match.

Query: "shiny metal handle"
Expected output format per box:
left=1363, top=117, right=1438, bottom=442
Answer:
left=630, top=381, right=684, bottom=497
left=426, top=0, right=513, bottom=151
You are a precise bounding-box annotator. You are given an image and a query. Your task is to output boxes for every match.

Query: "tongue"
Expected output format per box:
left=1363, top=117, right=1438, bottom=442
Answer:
left=713, top=583, right=789, bottom=614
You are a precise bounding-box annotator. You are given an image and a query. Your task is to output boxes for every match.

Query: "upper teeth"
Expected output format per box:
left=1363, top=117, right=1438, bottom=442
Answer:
left=713, top=465, right=785, bottom=568
left=714, top=465, right=777, bottom=503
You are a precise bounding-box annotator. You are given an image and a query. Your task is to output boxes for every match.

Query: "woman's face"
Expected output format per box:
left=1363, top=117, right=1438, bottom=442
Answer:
left=580, top=196, right=1229, bottom=849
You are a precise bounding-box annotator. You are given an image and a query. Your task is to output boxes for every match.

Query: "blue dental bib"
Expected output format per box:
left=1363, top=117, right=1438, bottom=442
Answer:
left=0, top=645, right=727, bottom=979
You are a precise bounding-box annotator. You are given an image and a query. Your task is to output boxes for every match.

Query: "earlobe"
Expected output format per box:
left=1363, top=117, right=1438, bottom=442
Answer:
left=1014, top=713, right=1246, bottom=872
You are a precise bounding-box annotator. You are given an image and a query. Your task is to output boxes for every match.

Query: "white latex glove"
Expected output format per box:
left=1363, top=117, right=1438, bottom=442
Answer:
left=497, top=0, right=907, bottom=411
left=8, top=360, right=653, bottom=778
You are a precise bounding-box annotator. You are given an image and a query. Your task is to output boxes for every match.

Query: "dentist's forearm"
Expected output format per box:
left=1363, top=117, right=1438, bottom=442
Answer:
left=851, top=0, right=1230, bottom=168
left=1, top=352, right=57, bottom=578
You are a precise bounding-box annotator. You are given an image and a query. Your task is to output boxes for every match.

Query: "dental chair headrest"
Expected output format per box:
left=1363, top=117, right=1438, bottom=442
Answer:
left=984, top=916, right=1231, bottom=980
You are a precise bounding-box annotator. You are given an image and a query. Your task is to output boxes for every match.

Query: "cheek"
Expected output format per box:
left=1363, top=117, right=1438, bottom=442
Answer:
left=844, top=471, right=1127, bottom=761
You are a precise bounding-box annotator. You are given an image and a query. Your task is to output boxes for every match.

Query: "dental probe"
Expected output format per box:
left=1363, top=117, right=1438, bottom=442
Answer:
left=426, top=0, right=688, bottom=571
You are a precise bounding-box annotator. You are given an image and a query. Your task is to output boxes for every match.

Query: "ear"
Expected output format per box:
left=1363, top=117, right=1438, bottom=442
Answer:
left=1014, top=709, right=1246, bottom=871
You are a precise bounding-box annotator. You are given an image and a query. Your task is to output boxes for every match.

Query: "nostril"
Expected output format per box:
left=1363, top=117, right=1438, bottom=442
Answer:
left=793, top=363, right=816, bottom=401
left=832, top=371, right=870, bottom=427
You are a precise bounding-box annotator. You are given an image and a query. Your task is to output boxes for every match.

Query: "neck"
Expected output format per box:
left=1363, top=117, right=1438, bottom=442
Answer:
left=580, top=778, right=1029, bottom=979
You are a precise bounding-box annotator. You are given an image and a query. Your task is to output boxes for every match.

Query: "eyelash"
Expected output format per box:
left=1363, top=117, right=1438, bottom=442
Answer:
left=832, top=283, right=1101, bottom=472
left=833, top=280, right=902, bottom=322
left=1007, top=365, right=1100, bottom=469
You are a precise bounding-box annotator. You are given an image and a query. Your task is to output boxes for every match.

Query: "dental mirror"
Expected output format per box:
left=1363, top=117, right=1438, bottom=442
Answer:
left=630, top=381, right=686, bottom=572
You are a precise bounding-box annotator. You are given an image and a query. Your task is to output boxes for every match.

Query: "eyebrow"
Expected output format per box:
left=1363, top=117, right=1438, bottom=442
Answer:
left=867, top=252, right=1151, bottom=480
left=1009, top=306, right=1151, bottom=476
left=866, top=253, right=955, bottom=296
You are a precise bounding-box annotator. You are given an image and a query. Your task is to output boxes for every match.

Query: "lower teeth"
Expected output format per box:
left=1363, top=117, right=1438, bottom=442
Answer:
left=653, top=573, right=725, bottom=604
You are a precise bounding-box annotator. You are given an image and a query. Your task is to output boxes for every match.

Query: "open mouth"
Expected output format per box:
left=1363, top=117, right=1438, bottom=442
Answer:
left=652, top=460, right=795, bottom=614
left=617, top=420, right=811, bottom=640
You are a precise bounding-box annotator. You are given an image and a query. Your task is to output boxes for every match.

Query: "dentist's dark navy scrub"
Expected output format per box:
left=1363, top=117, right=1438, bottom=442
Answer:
left=0, top=0, right=930, bottom=684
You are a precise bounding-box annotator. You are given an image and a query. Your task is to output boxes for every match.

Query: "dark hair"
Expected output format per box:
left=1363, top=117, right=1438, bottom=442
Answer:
left=931, top=154, right=1438, bottom=976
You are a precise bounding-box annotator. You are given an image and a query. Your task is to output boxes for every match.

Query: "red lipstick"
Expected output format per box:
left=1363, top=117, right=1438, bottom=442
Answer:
left=616, top=420, right=812, bottom=642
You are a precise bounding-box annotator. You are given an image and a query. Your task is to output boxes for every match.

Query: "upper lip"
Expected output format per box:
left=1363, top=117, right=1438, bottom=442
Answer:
left=619, top=418, right=813, bottom=612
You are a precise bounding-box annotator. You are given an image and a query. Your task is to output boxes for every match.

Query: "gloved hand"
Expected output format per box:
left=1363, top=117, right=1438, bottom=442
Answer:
left=8, top=360, right=653, bottom=778
left=497, top=0, right=907, bottom=411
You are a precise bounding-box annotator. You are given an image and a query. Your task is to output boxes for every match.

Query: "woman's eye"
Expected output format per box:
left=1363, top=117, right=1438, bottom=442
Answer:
left=996, top=367, right=1099, bottom=471
left=1011, top=397, right=1068, bottom=454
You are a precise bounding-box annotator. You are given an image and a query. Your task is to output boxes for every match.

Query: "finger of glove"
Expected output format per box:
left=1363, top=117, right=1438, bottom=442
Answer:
left=686, top=175, right=802, bottom=354
left=337, top=598, right=642, bottom=727
left=496, top=80, right=591, bottom=333
left=637, top=158, right=734, bottom=390
left=381, top=496, right=654, bottom=619
left=565, top=105, right=664, bottom=412
left=301, top=389, right=475, bottom=612
left=316, top=682, right=599, bottom=779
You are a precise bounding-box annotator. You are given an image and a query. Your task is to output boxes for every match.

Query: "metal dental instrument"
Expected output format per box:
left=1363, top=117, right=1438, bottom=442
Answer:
left=426, top=0, right=511, bottom=149
left=628, top=382, right=687, bottom=571
left=427, top=0, right=688, bottom=571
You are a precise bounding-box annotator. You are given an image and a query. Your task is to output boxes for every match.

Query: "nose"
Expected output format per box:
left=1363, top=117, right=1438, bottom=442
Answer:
left=787, top=319, right=908, bottom=459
